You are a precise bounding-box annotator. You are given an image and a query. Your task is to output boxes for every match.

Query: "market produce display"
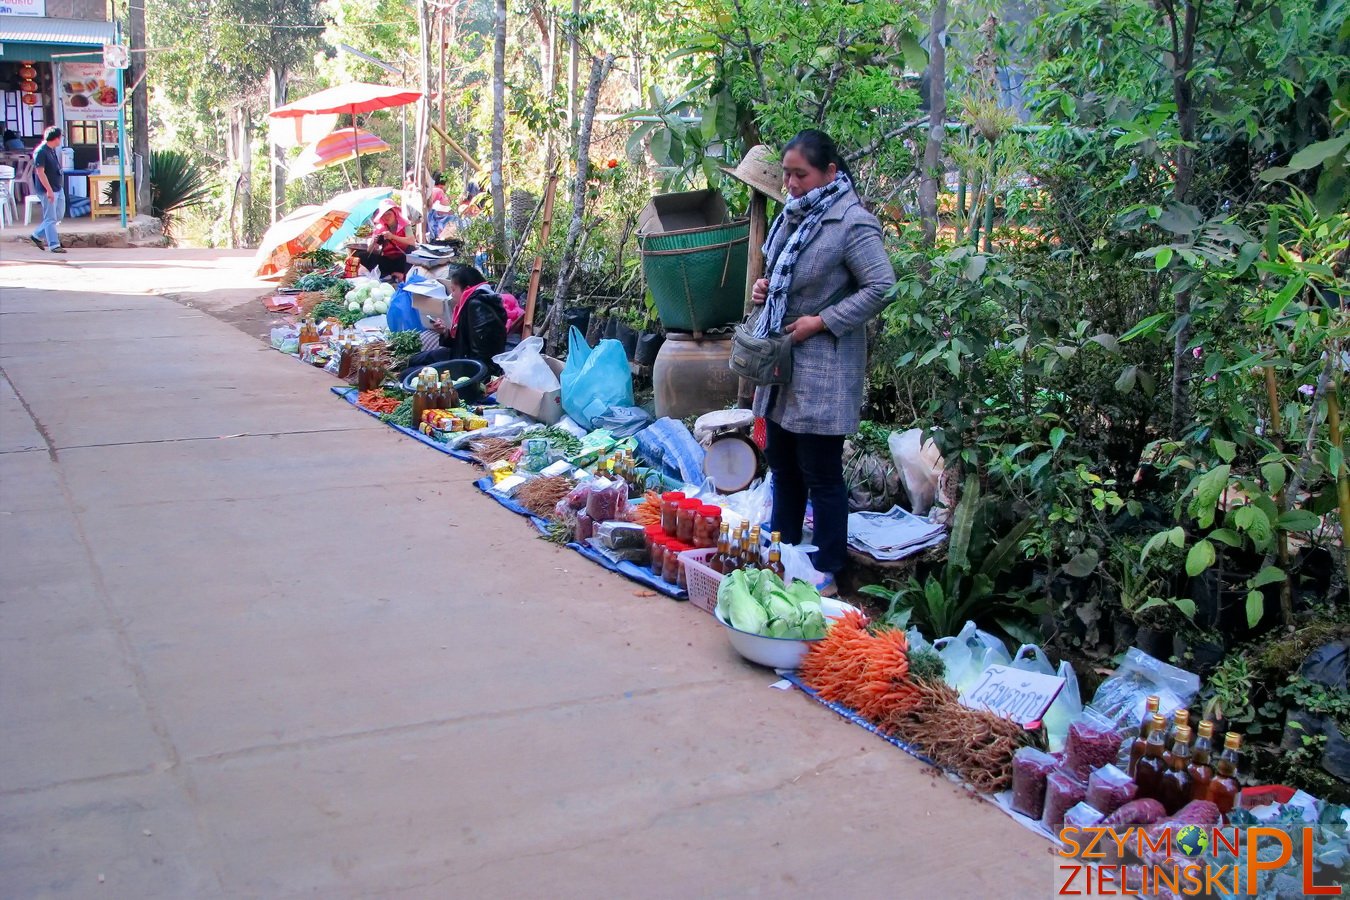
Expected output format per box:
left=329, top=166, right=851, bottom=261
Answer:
left=716, top=569, right=827, bottom=639
left=274, top=298, right=1343, bottom=871
left=345, top=281, right=394, bottom=317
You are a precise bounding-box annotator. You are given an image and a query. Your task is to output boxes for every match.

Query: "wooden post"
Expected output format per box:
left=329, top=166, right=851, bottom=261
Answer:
left=521, top=169, right=560, bottom=338
left=736, top=189, right=769, bottom=408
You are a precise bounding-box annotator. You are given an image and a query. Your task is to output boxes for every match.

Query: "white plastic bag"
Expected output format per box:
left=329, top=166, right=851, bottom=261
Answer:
left=1010, top=644, right=1056, bottom=677
left=888, top=428, right=945, bottom=515
left=1042, top=661, right=1083, bottom=753
left=935, top=621, right=1012, bottom=693
left=781, top=543, right=824, bottom=587
left=494, top=336, right=560, bottom=393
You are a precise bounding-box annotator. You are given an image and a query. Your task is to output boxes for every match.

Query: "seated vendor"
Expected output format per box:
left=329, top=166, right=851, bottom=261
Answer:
left=404, top=264, right=508, bottom=375
left=352, top=200, right=416, bottom=279
left=425, top=172, right=455, bottom=241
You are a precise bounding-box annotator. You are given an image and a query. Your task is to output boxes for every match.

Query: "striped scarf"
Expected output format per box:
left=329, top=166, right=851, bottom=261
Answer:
left=755, top=171, right=852, bottom=337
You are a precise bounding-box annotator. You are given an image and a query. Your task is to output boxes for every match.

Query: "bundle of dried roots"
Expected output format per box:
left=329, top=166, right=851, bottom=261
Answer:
left=514, top=476, right=574, bottom=518
left=881, top=679, right=1032, bottom=793
left=471, top=437, right=517, bottom=466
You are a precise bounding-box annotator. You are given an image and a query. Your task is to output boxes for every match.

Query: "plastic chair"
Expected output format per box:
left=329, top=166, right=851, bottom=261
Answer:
left=0, top=165, right=14, bottom=226
left=24, top=194, right=43, bottom=225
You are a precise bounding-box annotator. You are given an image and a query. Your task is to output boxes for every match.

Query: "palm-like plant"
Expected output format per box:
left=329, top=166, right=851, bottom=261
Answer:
left=148, top=149, right=212, bottom=221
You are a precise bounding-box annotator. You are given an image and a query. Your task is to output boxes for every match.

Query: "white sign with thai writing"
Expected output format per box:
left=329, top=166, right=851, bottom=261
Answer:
left=0, top=0, right=44, bottom=16
left=959, top=664, right=1066, bottom=726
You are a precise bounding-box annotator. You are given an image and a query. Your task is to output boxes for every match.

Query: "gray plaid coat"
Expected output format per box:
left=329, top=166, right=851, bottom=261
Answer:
left=752, top=188, right=896, bottom=435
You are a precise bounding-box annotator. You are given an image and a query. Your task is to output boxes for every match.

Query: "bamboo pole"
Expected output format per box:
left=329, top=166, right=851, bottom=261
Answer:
left=429, top=122, right=483, bottom=172
left=522, top=169, right=560, bottom=338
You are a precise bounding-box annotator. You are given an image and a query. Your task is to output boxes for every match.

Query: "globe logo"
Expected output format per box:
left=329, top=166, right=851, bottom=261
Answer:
left=1175, top=824, right=1210, bottom=857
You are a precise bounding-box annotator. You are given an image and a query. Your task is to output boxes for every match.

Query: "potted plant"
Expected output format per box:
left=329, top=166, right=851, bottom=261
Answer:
left=634, top=293, right=665, bottom=366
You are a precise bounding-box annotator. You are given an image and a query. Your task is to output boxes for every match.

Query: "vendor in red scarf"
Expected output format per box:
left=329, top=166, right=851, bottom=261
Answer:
left=403, top=264, right=508, bottom=375
left=352, top=200, right=415, bottom=279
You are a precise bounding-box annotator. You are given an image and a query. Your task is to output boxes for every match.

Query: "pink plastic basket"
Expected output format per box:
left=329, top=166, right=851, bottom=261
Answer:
left=680, top=547, right=723, bottom=615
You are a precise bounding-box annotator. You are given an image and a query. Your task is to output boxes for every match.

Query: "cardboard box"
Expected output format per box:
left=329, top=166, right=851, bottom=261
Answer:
left=495, top=355, right=565, bottom=424
left=637, top=189, right=730, bottom=235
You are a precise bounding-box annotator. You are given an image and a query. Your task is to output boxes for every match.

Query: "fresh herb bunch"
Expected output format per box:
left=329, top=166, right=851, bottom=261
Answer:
left=337, top=307, right=365, bottom=327
left=380, top=397, right=415, bottom=428
left=298, top=248, right=340, bottom=268
left=324, top=280, right=351, bottom=301
left=907, top=646, right=946, bottom=684
left=386, top=330, right=424, bottom=362
left=294, top=272, right=345, bottom=292
left=381, top=386, right=410, bottom=400
left=538, top=427, right=583, bottom=457
left=310, top=300, right=345, bottom=322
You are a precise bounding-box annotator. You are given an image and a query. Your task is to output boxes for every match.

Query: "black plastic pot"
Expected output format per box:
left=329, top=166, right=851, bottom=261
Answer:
left=1113, top=617, right=1139, bottom=654
left=603, top=317, right=620, bottom=339
left=634, top=332, right=665, bottom=366
left=1174, top=634, right=1226, bottom=677
left=615, top=323, right=639, bottom=360
left=563, top=306, right=591, bottom=339
left=1135, top=626, right=1172, bottom=660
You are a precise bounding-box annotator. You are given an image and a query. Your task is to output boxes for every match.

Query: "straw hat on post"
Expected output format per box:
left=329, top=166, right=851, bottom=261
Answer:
left=719, top=145, right=785, bottom=203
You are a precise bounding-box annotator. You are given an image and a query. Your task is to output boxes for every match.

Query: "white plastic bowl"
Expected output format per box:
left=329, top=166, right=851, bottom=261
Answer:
left=714, top=597, right=859, bottom=670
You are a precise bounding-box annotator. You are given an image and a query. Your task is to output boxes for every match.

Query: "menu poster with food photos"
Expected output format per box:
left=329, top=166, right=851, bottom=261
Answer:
left=57, top=63, right=121, bottom=121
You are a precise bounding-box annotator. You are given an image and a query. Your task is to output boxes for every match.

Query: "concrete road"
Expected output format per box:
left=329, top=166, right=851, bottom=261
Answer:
left=0, top=246, right=1054, bottom=898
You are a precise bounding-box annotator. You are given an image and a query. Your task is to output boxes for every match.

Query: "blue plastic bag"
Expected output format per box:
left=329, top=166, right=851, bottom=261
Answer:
left=560, top=327, right=633, bottom=430
left=386, top=272, right=429, bottom=333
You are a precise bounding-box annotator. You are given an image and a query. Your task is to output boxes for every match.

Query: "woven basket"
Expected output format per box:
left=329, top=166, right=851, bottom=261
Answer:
left=640, top=219, right=749, bottom=333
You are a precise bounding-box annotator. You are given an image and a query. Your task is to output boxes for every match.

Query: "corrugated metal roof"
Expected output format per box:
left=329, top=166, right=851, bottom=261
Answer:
left=0, top=15, right=115, bottom=46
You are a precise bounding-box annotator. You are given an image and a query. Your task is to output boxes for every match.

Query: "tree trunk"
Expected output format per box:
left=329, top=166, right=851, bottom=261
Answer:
left=546, top=53, right=614, bottom=353
left=127, top=0, right=151, bottom=216
left=736, top=189, right=769, bottom=408
left=567, top=0, right=580, bottom=133
left=239, top=107, right=255, bottom=247
left=268, top=65, right=288, bottom=225
left=490, top=0, right=509, bottom=267
left=1165, top=0, right=1200, bottom=440
left=918, top=0, right=947, bottom=248
left=417, top=0, right=433, bottom=212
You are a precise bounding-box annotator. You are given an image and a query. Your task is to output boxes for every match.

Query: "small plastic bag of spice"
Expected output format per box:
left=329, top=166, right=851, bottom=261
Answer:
left=1086, top=764, right=1137, bottom=816
left=575, top=512, right=594, bottom=542
left=1063, top=802, right=1105, bottom=836
left=1064, top=714, right=1124, bottom=781
left=1042, top=770, right=1087, bottom=831
left=1011, top=747, right=1058, bottom=819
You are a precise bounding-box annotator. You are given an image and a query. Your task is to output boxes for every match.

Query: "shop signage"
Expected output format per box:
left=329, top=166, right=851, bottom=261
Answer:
left=56, top=62, right=120, bottom=121
left=959, top=664, right=1065, bottom=726
left=0, top=0, right=44, bottom=15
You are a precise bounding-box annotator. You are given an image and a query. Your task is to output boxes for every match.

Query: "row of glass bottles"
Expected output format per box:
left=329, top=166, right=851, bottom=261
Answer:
left=1128, top=697, right=1242, bottom=816
left=707, top=522, right=784, bottom=577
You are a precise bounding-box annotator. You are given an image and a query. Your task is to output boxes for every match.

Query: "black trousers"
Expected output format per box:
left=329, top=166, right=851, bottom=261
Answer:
left=764, top=418, right=849, bottom=575
left=353, top=250, right=410, bottom=276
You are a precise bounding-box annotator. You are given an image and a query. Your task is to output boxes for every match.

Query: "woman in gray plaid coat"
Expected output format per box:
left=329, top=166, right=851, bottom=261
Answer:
left=751, top=130, right=896, bottom=592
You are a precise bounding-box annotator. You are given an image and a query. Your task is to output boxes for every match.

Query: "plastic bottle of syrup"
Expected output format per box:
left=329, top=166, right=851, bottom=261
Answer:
left=1159, top=724, right=1193, bottom=814
left=766, top=531, right=786, bottom=578
left=1188, top=720, right=1216, bottom=802
left=711, top=523, right=732, bottom=574
left=411, top=376, right=429, bottom=429
left=1164, top=709, right=1191, bottom=762
left=1134, top=712, right=1169, bottom=802
left=744, top=525, right=762, bottom=570
left=1207, top=733, right=1243, bottom=817
left=1128, top=696, right=1162, bottom=777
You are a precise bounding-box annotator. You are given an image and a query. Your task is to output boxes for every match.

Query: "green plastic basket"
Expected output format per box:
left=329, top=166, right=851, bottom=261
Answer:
left=640, top=219, right=749, bottom=333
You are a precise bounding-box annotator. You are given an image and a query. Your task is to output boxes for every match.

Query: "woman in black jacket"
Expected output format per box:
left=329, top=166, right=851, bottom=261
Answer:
left=404, top=265, right=508, bottom=374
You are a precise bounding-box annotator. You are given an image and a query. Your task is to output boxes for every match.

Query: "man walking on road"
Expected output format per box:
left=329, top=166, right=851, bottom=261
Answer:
left=29, top=127, right=66, bottom=254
